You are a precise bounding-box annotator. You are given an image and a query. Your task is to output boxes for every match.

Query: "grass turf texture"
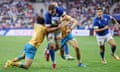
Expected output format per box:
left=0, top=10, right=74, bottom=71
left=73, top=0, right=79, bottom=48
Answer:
left=0, top=36, right=120, bottom=72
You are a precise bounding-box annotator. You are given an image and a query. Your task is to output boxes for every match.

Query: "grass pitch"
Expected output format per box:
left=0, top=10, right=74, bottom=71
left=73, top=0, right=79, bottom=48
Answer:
left=0, top=36, right=120, bottom=72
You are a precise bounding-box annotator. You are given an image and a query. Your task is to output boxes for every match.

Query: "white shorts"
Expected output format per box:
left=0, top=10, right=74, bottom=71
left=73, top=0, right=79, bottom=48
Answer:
left=96, top=33, right=113, bottom=46
left=47, top=30, right=61, bottom=45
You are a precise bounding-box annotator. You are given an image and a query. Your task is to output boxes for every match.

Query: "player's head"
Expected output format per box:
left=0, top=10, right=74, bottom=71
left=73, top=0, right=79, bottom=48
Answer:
left=36, top=15, right=45, bottom=25
left=48, top=4, right=56, bottom=15
left=51, top=1, right=58, bottom=7
left=96, top=7, right=103, bottom=18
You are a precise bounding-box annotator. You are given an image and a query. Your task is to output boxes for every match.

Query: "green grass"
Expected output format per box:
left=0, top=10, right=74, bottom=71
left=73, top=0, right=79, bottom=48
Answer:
left=0, top=36, right=120, bottom=72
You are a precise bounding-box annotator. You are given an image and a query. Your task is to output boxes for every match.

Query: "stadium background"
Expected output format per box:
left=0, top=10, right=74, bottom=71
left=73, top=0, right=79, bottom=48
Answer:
left=0, top=0, right=120, bottom=72
left=0, top=0, right=120, bottom=36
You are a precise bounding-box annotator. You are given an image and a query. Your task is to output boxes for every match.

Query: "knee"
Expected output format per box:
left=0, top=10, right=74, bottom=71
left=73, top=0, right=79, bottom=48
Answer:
left=111, top=45, right=116, bottom=47
left=24, top=64, right=30, bottom=69
left=49, top=44, right=55, bottom=50
left=99, top=45, right=105, bottom=52
left=100, top=45, right=105, bottom=49
left=111, top=45, right=116, bottom=48
left=56, top=36, right=62, bottom=40
left=73, top=45, right=79, bottom=49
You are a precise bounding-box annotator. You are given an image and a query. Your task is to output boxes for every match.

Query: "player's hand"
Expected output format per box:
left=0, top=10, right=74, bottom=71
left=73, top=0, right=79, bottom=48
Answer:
left=66, top=29, right=71, bottom=33
left=58, top=23, right=62, bottom=28
left=104, top=26, right=109, bottom=30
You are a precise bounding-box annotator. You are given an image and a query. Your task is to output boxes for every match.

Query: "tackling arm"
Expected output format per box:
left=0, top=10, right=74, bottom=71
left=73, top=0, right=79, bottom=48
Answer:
left=46, top=24, right=61, bottom=32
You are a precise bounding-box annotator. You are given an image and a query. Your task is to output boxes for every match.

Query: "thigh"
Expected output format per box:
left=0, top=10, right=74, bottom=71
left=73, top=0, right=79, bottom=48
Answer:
left=96, top=35, right=106, bottom=46
left=61, top=33, right=73, bottom=48
left=24, top=44, right=37, bottom=60
left=106, top=33, right=116, bottom=46
left=47, top=32, right=56, bottom=45
left=68, top=38, right=79, bottom=48
left=47, top=32, right=55, bottom=40
left=54, top=30, right=62, bottom=40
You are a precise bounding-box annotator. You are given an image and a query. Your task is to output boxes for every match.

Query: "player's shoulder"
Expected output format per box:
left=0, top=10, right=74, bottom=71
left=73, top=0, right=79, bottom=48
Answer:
left=35, top=23, right=45, bottom=28
left=103, top=14, right=110, bottom=17
left=56, top=6, right=64, bottom=10
left=62, top=15, right=71, bottom=21
left=44, top=11, right=51, bottom=17
left=56, top=6, right=64, bottom=13
left=94, top=16, right=98, bottom=21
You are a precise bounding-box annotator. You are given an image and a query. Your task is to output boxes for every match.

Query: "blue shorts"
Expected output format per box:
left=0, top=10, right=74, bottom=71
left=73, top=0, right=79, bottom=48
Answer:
left=24, top=43, right=37, bottom=60
left=61, top=33, right=74, bottom=48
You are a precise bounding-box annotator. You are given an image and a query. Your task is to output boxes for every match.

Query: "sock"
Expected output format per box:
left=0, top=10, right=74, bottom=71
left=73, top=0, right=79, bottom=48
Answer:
left=17, top=56, right=23, bottom=61
left=111, top=46, right=116, bottom=54
left=100, top=51, right=104, bottom=60
left=64, top=44, right=69, bottom=55
left=49, top=49, right=55, bottom=64
left=20, top=63, right=26, bottom=69
left=61, top=55, right=65, bottom=60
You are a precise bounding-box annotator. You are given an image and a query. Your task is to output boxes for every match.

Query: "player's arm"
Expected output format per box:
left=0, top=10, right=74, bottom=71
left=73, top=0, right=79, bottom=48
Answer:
left=61, top=15, right=78, bottom=30
left=46, top=24, right=61, bottom=32
left=69, top=17, right=78, bottom=30
left=94, top=26, right=109, bottom=32
left=93, top=19, right=109, bottom=32
left=111, top=17, right=120, bottom=28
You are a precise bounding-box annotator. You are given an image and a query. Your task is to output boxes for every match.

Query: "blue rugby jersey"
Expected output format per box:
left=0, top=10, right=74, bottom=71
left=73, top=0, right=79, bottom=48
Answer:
left=44, top=6, right=65, bottom=27
left=93, top=14, right=112, bottom=36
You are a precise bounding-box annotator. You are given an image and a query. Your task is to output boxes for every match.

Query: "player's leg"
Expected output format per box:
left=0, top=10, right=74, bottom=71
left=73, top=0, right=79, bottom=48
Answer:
left=48, top=40, right=57, bottom=69
left=11, top=57, right=33, bottom=69
left=107, top=35, right=119, bottom=60
left=54, top=30, right=62, bottom=50
left=60, top=46, right=65, bottom=59
left=48, top=32, right=56, bottom=69
left=60, top=33, right=74, bottom=60
left=64, top=43, right=74, bottom=60
left=44, top=43, right=50, bottom=61
left=44, top=33, right=54, bottom=62
left=13, top=43, right=36, bottom=69
left=4, top=56, right=32, bottom=69
left=55, top=31, right=74, bottom=60
left=12, top=54, right=25, bottom=62
left=4, top=43, right=37, bottom=69
left=96, top=35, right=107, bottom=64
left=49, top=43, right=56, bottom=69
left=68, top=38, right=86, bottom=67
left=64, top=43, right=69, bottom=56
left=99, top=45, right=107, bottom=64
left=4, top=54, right=25, bottom=69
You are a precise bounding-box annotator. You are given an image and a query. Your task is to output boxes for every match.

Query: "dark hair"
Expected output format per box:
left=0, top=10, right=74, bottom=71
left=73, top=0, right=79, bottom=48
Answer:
left=48, top=4, right=56, bottom=10
left=36, top=15, right=44, bottom=24
left=96, top=7, right=103, bottom=10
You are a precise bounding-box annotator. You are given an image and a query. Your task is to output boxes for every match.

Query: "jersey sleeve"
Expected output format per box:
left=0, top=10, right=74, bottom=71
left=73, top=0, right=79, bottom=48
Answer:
left=44, top=12, right=51, bottom=27
left=106, top=14, right=113, bottom=20
left=56, top=7, right=66, bottom=16
left=93, top=18, right=99, bottom=29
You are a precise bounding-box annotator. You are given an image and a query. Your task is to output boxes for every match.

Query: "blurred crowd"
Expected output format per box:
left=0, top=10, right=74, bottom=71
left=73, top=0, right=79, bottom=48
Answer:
left=0, top=0, right=120, bottom=30
left=68, top=0, right=120, bottom=30
left=0, top=0, right=36, bottom=30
